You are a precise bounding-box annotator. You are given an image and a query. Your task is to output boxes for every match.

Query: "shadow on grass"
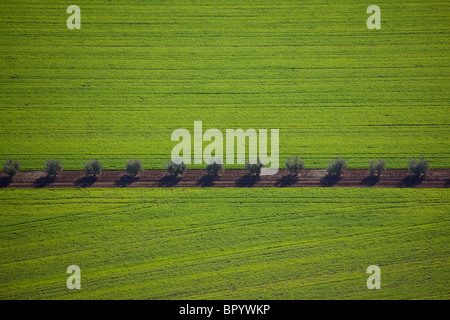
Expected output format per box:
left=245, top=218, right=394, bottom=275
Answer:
left=0, top=176, right=12, bottom=188
left=275, top=174, right=298, bottom=187
left=398, top=175, right=425, bottom=188
left=235, top=174, right=260, bottom=187
left=75, top=176, right=98, bottom=188
left=158, top=175, right=181, bottom=187
left=320, top=174, right=342, bottom=187
left=115, top=175, right=139, bottom=187
left=35, top=176, right=55, bottom=188
left=197, top=175, right=217, bottom=187
left=359, top=175, right=380, bottom=187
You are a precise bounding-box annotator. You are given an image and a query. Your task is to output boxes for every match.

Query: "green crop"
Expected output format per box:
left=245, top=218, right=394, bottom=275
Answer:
left=0, top=188, right=448, bottom=299
left=0, top=0, right=449, bottom=169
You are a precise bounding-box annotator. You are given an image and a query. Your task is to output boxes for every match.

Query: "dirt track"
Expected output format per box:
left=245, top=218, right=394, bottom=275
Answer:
left=1, top=169, right=449, bottom=188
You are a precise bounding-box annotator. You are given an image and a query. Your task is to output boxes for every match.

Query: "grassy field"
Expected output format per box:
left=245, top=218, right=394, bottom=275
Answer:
left=0, top=0, right=449, bottom=170
left=0, top=0, right=449, bottom=302
left=0, top=188, right=448, bottom=299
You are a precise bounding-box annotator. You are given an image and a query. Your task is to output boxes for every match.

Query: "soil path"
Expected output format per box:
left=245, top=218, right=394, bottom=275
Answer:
left=1, top=169, right=449, bottom=188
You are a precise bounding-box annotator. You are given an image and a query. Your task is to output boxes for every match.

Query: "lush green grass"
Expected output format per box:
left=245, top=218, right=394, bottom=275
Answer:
left=1, top=0, right=448, bottom=302
left=0, top=0, right=449, bottom=169
left=0, top=188, right=448, bottom=299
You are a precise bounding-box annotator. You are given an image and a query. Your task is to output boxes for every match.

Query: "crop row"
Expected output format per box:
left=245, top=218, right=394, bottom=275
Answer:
left=1, top=187, right=448, bottom=299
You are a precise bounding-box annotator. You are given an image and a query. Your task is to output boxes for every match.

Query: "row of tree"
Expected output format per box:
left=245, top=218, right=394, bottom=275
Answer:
left=2, top=156, right=430, bottom=179
left=248, top=156, right=429, bottom=178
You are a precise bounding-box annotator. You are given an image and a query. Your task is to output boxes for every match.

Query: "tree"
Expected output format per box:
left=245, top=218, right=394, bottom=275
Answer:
left=3, top=158, right=20, bottom=178
left=285, top=156, right=305, bottom=176
left=245, top=157, right=264, bottom=176
left=326, top=157, right=347, bottom=176
left=44, top=159, right=62, bottom=177
left=205, top=158, right=224, bottom=177
left=369, top=159, right=385, bottom=177
left=126, top=159, right=144, bottom=177
left=408, top=157, right=429, bottom=177
left=85, top=159, right=103, bottom=176
left=165, top=159, right=187, bottom=176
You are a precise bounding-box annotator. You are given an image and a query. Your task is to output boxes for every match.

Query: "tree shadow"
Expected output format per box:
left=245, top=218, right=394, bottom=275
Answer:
left=115, top=175, right=139, bottom=187
left=320, top=174, right=342, bottom=187
left=398, top=175, right=425, bottom=188
left=75, top=176, right=98, bottom=188
left=0, top=176, right=12, bottom=188
left=360, top=175, right=380, bottom=187
left=445, top=179, right=450, bottom=188
left=235, top=174, right=260, bottom=187
left=197, top=175, right=217, bottom=187
left=275, top=174, right=298, bottom=187
left=158, top=175, right=181, bottom=187
left=35, top=176, right=55, bottom=188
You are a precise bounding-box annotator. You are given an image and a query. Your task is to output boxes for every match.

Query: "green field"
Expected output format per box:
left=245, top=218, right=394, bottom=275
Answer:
left=0, top=0, right=449, bottom=170
left=0, top=188, right=448, bottom=299
left=0, top=0, right=449, bottom=302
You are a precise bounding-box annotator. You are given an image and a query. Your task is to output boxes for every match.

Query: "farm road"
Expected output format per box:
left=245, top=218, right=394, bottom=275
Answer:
left=1, top=169, right=449, bottom=189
